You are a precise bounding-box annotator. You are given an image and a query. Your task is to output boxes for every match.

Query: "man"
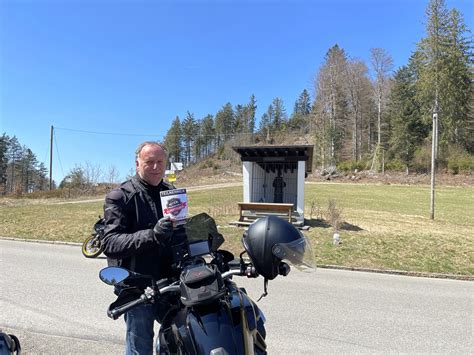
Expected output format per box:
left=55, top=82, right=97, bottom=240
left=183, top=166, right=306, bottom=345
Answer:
left=102, top=141, right=175, bottom=354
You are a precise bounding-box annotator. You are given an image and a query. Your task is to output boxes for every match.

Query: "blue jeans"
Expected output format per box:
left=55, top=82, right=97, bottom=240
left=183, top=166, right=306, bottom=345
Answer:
left=124, top=303, right=155, bottom=355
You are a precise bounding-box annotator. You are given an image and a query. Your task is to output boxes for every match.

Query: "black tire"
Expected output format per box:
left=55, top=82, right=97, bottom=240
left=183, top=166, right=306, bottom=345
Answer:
left=82, top=234, right=102, bottom=258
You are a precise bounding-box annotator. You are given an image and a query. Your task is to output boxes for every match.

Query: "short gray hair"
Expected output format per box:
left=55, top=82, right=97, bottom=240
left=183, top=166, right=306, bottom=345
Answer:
left=135, top=141, right=168, bottom=160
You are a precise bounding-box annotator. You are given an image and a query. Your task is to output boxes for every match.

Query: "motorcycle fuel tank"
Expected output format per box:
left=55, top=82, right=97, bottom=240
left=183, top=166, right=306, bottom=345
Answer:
left=166, top=288, right=266, bottom=355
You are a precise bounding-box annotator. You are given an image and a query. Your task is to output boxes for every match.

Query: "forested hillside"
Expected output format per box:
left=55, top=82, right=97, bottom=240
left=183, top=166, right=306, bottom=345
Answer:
left=163, top=0, right=472, bottom=175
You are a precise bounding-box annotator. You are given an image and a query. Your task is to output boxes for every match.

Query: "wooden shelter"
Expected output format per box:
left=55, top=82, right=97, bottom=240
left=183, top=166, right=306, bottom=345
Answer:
left=232, top=145, right=313, bottom=225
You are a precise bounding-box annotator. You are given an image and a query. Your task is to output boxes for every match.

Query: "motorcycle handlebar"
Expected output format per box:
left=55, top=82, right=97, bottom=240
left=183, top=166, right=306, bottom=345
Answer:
left=158, top=284, right=180, bottom=294
left=156, top=264, right=257, bottom=295
left=221, top=269, right=244, bottom=279
left=108, top=263, right=258, bottom=319
left=156, top=268, right=256, bottom=296
left=221, top=265, right=258, bottom=279
left=107, top=294, right=148, bottom=320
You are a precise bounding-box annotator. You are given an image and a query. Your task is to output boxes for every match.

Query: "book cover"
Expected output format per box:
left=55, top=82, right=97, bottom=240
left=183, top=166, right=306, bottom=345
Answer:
left=160, top=188, right=188, bottom=224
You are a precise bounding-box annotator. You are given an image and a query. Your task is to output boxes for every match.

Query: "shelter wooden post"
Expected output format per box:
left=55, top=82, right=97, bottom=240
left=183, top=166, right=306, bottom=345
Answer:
left=297, top=160, right=305, bottom=216
left=243, top=161, right=252, bottom=203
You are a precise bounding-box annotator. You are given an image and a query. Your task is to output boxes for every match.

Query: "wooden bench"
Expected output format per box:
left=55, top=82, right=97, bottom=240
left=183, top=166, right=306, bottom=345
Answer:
left=237, top=202, right=294, bottom=223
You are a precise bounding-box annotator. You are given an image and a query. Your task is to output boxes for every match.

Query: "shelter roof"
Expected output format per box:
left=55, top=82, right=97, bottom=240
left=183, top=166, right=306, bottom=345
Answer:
left=232, top=145, right=314, bottom=173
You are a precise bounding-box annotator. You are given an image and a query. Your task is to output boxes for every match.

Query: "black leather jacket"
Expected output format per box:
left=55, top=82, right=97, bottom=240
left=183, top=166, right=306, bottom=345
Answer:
left=102, top=175, right=175, bottom=280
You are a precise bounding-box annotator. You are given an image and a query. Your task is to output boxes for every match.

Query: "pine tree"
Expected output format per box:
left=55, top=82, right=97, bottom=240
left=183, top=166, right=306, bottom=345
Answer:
left=181, top=111, right=197, bottom=165
left=215, top=103, right=234, bottom=146
left=0, top=135, right=49, bottom=194
left=260, top=105, right=274, bottom=134
left=247, top=94, right=257, bottom=136
left=6, top=136, right=22, bottom=193
left=164, top=116, right=183, bottom=163
left=417, top=0, right=472, bottom=148
left=0, top=133, right=9, bottom=195
left=416, top=0, right=449, bottom=118
left=259, top=112, right=271, bottom=136
left=201, top=114, right=215, bottom=156
left=234, top=104, right=246, bottom=134
left=22, top=148, right=38, bottom=193
left=193, top=120, right=204, bottom=162
left=271, top=97, right=287, bottom=131
left=289, top=89, right=312, bottom=132
left=442, top=8, right=472, bottom=150
left=34, top=162, right=49, bottom=191
left=388, top=65, right=428, bottom=172
left=414, top=0, right=473, bottom=164
left=295, top=89, right=312, bottom=115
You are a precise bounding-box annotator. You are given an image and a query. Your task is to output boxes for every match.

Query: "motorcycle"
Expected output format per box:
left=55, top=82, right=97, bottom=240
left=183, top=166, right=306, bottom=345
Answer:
left=99, top=213, right=314, bottom=354
left=0, top=331, right=21, bottom=355
left=82, top=216, right=105, bottom=258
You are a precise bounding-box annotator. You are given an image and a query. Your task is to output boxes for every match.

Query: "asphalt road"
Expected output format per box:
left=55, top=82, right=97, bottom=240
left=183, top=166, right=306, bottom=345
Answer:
left=1, top=239, right=472, bottom=354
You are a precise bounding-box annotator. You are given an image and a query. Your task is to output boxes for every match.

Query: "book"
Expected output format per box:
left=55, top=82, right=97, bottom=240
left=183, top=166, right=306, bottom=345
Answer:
left=160, top=188, right=188, bottom=224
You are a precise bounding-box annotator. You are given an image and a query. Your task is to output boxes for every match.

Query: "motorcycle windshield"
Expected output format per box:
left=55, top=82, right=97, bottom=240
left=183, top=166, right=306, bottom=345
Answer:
left=182, top=213, right=225, bottom=252
left=272, top=237, right=316, bottom=272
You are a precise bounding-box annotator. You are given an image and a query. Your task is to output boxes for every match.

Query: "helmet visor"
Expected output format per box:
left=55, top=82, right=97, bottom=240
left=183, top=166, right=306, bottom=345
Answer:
left=272, top=236, right=316, bottom=272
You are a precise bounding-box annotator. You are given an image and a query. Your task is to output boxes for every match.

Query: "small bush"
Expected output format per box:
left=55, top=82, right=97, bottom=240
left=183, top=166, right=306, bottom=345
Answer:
left=459, top=156, right=474, bottom=173
left=337, top=161, right=352, bottom=172
left=412, top=145, right=431, bottom=173
left=200, top=160, right=214, bottom=169
left=337, top=160, right=366, bottom=172
left=447, top=148, right=474, bottom=174
left=309, top=200, right=322, bottom=220
left=326, top=199, right=343, bottom=232
left=385, top=159, right=406, bottom=172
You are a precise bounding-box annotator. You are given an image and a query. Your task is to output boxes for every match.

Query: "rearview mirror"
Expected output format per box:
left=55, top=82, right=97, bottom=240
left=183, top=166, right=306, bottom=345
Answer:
left=99, top=267, right=130, bottom=285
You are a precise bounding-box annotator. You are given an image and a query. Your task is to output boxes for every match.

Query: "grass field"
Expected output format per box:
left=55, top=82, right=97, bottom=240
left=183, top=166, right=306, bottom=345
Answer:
left=1, top=183, right=473, bottom=276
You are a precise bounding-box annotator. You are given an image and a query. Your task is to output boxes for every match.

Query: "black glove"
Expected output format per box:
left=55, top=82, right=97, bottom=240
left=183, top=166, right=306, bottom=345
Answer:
left=153, top=217, right=173, bottom=245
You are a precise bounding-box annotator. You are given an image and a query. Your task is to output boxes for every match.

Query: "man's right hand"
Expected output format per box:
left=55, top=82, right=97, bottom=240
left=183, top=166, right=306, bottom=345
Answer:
left=153, top=217, right=173, bottom=245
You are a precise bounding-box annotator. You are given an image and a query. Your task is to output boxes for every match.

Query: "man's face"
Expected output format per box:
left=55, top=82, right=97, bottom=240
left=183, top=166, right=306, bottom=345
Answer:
left=136, top=144, right=167, bottom=186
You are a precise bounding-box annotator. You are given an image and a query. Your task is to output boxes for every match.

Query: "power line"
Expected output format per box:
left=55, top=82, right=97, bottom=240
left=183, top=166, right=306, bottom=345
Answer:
left=54, top=125, right=273, bottom=139
left=55, top=126, right=164, bottom=138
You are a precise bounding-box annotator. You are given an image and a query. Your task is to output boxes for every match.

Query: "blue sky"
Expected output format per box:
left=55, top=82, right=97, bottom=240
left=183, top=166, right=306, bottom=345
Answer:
left=1, top=0, right=472, bottom=184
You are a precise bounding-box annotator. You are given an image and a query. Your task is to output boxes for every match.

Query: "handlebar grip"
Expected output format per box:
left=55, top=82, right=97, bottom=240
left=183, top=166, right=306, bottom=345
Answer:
left=107, top=295, right=148, bottom=320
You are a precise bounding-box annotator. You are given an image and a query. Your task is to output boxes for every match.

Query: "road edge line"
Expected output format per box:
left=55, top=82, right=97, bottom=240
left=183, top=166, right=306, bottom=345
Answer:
left=316, top=264, right=474, bottom=281
left=1, top=236, right=81, bottom=246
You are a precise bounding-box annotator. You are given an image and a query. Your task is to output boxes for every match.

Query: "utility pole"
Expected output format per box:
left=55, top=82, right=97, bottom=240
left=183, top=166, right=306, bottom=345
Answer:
left=430, top=101, right=438, bottom=220
left=49, top=125, right=53, bottom=190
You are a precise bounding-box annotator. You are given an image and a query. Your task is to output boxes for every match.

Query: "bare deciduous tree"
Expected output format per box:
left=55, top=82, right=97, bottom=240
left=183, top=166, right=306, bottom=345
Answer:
left=106, top=165, right=120, bottom=185
left=83, top=161, right=103, bottom=186
left=370, top=48, right=393, bottom=171
left=346, top=59, right=371, bottom=161
left=313, top=45, right=349, bottom=168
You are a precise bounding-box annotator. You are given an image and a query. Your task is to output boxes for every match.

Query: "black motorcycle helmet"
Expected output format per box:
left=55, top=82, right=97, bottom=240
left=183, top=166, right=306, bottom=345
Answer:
left=242, top=216, right=311, bottom=280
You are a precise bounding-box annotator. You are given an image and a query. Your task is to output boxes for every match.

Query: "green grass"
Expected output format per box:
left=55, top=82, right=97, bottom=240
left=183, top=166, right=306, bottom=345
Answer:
left=0, top=201, right=104, bottom=242
left=1, top=183, right=473, bottom=275
left=304, top=183, right=474, bottom=275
